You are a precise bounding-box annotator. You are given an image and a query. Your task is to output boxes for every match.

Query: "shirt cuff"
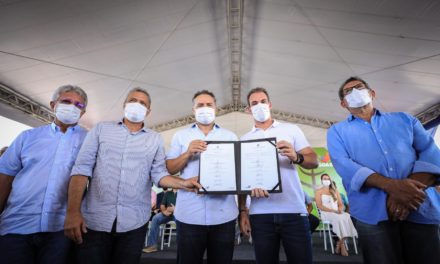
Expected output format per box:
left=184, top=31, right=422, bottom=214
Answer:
left=0, top=168, right=17, bottom=176
left=412, top=160, right=440, bottom=176
left=153, top=172, right=170, bottom=187
left=70, top=166, right=93, bottom=177
left=350, top=167, right=376, bottom=192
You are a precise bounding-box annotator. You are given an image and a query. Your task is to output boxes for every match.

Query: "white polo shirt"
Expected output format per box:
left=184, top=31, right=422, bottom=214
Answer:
left=167, top=123, right=239, bottom=225
left=241, top=120, right=309, bottom=215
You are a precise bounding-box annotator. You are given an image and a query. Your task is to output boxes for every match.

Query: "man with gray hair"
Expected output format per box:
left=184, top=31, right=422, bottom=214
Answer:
left=64, top=87, right=201, bottom=264
left=0, top=85, right=88, bottom=263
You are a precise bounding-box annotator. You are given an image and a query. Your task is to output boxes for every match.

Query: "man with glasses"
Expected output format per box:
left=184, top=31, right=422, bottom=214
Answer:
left=0, top=85, right=89, bottom=264
left=64, top=87, right=201, bottom=264
left=166, top=90, right=238, bottom=264
left=327, top=76, right=440, bottom=264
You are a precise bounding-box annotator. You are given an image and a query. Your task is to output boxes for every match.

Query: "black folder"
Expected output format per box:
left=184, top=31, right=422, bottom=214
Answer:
left=198, top=137, right=282, bottom=194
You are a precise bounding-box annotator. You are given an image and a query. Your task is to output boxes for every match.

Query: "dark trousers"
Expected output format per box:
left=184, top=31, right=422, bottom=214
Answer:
left=308, top=214, right=320, bottom=233
left=75, top=222, right=148, bottom=264
left=250, top=214, right=312, bottom=264
left=176, top=220, right=235, bottom=264
left=355, top=220, right=440, bottom=264
left=0, top=231, right=72, bottom=264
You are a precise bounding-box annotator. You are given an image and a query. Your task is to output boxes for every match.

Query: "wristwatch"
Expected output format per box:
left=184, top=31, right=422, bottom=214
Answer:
left=292, top=153, right=304, bottom=164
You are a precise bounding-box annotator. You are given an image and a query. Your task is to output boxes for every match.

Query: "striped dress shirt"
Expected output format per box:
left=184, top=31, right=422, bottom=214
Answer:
left=71, top=121, right=169, bottom=232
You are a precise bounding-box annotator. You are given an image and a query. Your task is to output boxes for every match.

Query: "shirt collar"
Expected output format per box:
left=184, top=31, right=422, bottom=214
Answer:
left=51, top=122, right=79, bottom=132
left=347, top=109, right=381, bottom=122
left=250, top=119, right=280, bottom=132
left=191, top=123, right=220, bottom=130
left=119, top=119, right=148, bottom=133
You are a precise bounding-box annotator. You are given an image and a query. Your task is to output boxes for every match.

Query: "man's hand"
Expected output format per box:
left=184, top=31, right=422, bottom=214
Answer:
left=250, top=188, right=269, bottom=198
left=167, top=204, right=175, bottom=213
left=387, top=195, right=410, bottom=221
left=383, top=178, right=426, bottom=210
left=64, top=211, right=87, bottom=244
left=276, top=140, right=297, bottom=161
left=180, top=176, right=203, bottom=193
left=408, top=172, right=436, bottom=186
left=239, top=211, right=252, bottom=237
left=186, top=140, right=207, bottom=156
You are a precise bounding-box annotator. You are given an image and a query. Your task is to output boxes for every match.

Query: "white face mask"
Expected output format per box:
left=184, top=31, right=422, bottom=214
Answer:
left=251, top=103, right=271, bottom=122
left=124, top=103, right=147, bottom=123
left=195, top=107, right=215, bottom=125
left=55, top=104, right=81, bottom=125
left=322, top=180, right=331, bottom=187
left=345, top=88, right=372, bottom=108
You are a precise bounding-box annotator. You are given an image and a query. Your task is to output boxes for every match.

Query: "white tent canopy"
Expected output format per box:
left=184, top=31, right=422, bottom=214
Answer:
left=0, top=0, right=439, bottom=139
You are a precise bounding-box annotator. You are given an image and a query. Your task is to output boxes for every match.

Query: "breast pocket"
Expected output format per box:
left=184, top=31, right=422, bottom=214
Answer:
left=69, top=144, right=81, bottom=167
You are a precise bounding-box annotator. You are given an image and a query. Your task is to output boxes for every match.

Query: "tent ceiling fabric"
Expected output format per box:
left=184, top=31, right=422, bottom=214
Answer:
left=0, top=0, right=439, bottom=138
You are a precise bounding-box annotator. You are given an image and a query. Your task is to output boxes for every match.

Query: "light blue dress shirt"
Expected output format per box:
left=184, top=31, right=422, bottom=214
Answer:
left=167, top=123, right=239, bottom=225
left=327, top=110, right=440, bottom=225
left=71, top=121, right=169, bottom=233
left=0, top=123, right=87, bottom=235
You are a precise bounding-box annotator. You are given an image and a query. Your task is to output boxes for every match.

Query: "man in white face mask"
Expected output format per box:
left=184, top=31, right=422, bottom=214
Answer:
left=0, top=85, right=88, bottom=263
left=64, top=87, right=201, bottom=264
left=327, top=76, right=440, bottom=264
left=239, top=87, right=318, bottom=264
left=166, top=90, right=239, bottom=264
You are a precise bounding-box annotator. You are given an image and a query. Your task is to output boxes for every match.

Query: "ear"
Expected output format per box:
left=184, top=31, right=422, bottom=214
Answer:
left=268, top=101, right=273, bottom=109
left=146, top=108, right=151, bottom=117
left=340, top=99, right=348, bottom=109
left=245, top=106, right=252, bottom=114
left=50, top=101, right=56, bottom=111
left=370, top=89, right=376, bottom=99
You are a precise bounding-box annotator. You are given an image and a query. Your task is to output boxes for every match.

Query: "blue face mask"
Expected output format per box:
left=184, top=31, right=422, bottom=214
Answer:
left=55, top=103, right=81, bottom=125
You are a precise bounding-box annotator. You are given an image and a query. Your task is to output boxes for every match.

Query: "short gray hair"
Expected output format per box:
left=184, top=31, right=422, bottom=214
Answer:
left=125, top=87, right=151, bottom=106
left=51, top=85, right=88, bottom=108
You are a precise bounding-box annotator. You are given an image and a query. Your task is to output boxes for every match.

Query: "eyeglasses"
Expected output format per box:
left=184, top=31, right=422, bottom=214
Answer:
left=342, top=83, right=368, bottom=97
left=58, top=98, right=86, bottom=110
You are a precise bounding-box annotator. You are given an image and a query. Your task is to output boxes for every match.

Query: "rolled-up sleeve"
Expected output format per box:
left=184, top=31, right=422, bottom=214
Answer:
left=327, top=126, right=375, bottom=192
left=71, top=123, right=100, bottom=177
left=166, top=133, right=182, bottom=160
left=151, top=135, right=170, bottom=186
left=410, top=115, right=440, bottom=177
left=292, top=125, right=310, bottom=152
left=0, top=131, right=26, bottom=176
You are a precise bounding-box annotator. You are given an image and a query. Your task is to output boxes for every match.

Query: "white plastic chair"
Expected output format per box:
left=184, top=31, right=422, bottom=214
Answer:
left=318, top=208, right=358, bottom=255
left=160, top=221, right=177, bottom=250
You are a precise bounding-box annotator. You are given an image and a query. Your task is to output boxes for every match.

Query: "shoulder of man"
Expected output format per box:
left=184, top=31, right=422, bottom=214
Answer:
left=173, top=125, right=194, bottom=137
left=217, top=126, right=238, bottom=138
left=27, top=123, right=51, bottom=134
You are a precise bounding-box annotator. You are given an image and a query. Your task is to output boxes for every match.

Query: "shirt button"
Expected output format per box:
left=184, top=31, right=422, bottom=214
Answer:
left=379, top=139, right=382, bottom=142
left=384, top=151, right=388, bottom=154
left=389, top=167, right=393, bottom=171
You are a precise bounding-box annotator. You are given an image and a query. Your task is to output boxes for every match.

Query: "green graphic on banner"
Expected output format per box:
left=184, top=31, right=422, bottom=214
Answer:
left=297, top=147, right=348, bottom=216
